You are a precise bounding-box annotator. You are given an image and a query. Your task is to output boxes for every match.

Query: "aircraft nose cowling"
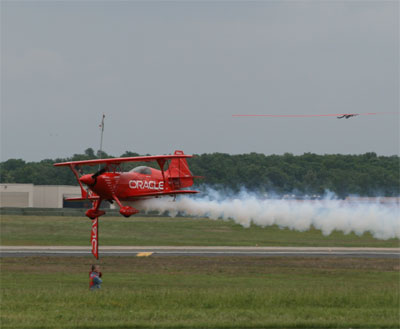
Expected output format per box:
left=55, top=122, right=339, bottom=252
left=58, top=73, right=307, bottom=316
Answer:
left=80, top=174, right=95, bottom=186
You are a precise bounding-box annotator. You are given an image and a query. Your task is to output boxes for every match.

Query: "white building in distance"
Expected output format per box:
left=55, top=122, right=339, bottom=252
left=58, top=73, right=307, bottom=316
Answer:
left=0, top=184, right=81, bottom=208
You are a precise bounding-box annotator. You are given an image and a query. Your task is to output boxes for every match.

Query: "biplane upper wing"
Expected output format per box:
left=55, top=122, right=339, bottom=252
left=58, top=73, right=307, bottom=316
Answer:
left=54, top=154, right=192, bottom=167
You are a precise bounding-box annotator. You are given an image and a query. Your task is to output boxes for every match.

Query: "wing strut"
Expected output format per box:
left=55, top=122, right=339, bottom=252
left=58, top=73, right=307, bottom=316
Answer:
left=69, top=164, right=87, bottom=199
left=157, top=159, right=168, bottom=190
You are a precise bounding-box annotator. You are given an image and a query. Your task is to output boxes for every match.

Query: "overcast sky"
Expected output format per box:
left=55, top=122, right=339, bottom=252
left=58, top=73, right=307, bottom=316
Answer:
left=1, top=1, right=399, bottom=161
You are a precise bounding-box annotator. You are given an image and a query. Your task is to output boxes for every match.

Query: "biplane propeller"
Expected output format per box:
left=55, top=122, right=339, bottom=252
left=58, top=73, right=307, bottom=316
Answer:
left=80, top=167, right=107, bottom=187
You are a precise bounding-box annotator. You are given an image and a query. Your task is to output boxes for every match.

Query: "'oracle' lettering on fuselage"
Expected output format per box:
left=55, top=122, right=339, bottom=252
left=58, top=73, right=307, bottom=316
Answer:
left=129, top=180, right=164, bottom=191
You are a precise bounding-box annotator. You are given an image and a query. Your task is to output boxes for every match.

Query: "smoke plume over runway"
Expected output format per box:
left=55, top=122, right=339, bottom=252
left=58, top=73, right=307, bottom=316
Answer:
left=137, top=191, right=400, bottom=240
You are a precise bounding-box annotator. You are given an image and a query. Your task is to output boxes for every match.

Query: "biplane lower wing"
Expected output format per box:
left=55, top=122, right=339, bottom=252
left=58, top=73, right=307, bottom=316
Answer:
left=65, top=196, right=100, bottom=202
left=125, top=190, right=198, bottom=200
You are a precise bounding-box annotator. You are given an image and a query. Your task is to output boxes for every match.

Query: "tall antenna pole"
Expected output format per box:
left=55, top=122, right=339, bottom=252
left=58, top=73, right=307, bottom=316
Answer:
left=99, top=114, right=105, bottom=158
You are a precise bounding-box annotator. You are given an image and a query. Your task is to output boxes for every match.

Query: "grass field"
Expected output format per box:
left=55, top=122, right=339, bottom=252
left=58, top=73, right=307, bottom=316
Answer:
left=1, top=215, right=399, bottom=328
left=1, top=215, right=399, bottom=247
left=1, top=256, right=399, bottom=329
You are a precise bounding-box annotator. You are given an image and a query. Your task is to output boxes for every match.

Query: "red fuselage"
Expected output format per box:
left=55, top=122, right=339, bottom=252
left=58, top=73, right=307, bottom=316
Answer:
left=80, top=166, right=194, bottom=202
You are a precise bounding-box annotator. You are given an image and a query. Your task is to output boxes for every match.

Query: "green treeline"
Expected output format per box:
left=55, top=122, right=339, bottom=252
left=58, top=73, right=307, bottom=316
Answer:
left=1, top=148, right=399, bottom=198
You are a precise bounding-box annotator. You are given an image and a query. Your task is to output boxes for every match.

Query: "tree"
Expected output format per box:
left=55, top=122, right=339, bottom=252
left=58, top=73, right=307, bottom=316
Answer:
left=0, top=151, right=398, bottom=197
left=85, top=148, right=96, bottom=158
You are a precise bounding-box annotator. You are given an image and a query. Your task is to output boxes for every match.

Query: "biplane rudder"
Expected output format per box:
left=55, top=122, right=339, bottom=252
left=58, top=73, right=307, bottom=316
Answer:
left=167, top=150, right=194, bottom=188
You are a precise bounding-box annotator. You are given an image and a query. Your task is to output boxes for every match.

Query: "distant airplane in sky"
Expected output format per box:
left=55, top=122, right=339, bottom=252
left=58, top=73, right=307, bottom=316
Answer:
left=336, top=114, right=359, bottom=119
left=232, top=112, right=396, bottom=119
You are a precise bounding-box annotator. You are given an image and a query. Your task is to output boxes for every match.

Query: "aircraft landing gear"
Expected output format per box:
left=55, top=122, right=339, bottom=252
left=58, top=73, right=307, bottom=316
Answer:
left=120, top=206, right=139, bottom=217
left=85, top=199, right=105, bottom=219
left=112, top=195, right=139, bottom=218
left=86, top=209, right=106, bottom=219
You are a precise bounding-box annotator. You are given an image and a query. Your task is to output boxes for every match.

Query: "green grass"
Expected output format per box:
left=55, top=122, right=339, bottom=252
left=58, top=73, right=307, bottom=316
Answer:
left=1, top=256, right=399, bottom=329
left=1, top=215, right=399, bottom=247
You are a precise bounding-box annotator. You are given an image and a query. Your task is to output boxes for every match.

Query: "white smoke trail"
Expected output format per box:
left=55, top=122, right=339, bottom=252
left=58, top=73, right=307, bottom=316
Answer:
left=135, top=190, right=400, bottom=240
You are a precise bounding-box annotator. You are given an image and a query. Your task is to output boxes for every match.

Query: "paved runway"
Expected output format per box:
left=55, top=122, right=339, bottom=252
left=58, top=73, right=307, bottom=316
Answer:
left=1, top=246, right=399, bottom=258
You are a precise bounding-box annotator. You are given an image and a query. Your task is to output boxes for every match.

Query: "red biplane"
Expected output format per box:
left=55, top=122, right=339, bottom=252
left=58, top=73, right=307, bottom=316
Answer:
left=55, top=150, right=199, bottom=259
left=54, top=150, right=198, bottom=219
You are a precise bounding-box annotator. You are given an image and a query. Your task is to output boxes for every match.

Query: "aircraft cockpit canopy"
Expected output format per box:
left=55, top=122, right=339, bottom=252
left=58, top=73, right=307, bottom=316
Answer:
left=130, top=166, right=152, bottom=175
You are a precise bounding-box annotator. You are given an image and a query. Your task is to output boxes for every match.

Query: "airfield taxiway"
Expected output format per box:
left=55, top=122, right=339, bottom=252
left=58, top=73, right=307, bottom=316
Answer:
left=1, top=246, right=399, bottom=258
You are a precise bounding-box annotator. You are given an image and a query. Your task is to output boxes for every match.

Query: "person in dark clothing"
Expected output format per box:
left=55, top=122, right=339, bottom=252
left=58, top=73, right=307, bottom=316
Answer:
left=89, top=264, right=102, bottom=290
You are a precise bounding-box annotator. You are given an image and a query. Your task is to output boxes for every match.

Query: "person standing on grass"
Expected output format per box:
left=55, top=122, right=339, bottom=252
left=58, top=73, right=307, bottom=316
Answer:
left=89, top=264, right=102, bottom=290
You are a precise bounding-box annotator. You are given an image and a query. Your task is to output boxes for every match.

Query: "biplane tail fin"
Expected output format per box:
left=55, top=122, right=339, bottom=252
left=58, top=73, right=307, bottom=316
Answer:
left=167, top=150, right=194, bottom=188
